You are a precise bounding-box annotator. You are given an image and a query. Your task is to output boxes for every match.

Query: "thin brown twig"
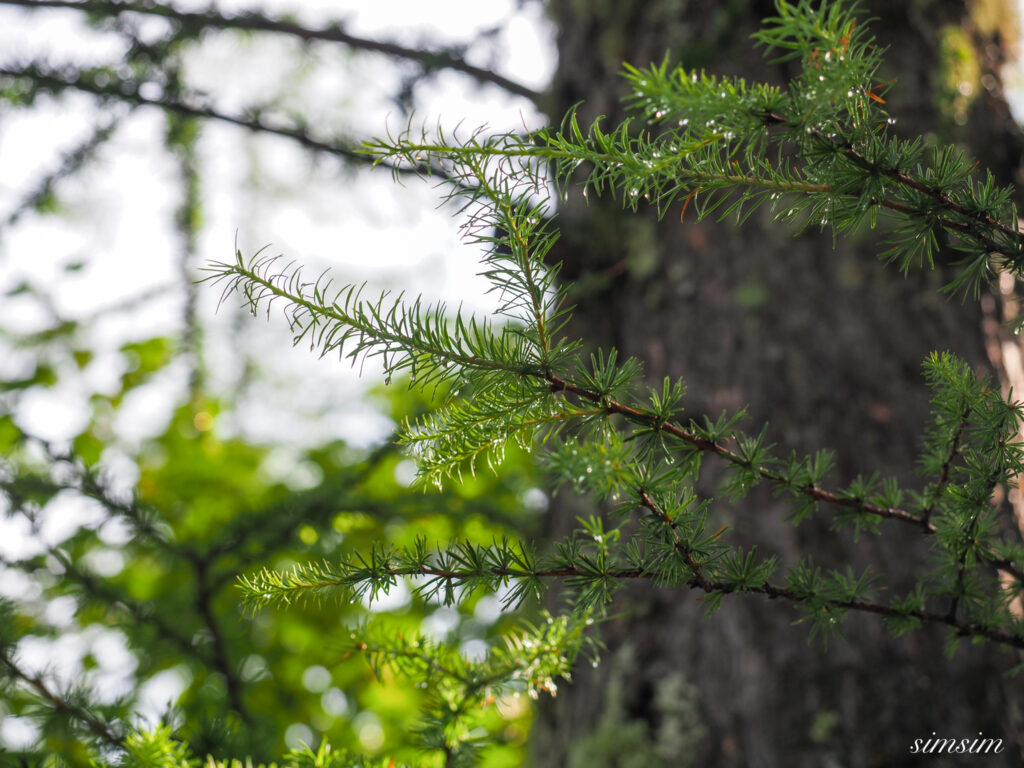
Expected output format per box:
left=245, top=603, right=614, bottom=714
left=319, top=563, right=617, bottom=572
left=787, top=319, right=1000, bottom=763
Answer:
left=287, top=563, right=1024, bottom=650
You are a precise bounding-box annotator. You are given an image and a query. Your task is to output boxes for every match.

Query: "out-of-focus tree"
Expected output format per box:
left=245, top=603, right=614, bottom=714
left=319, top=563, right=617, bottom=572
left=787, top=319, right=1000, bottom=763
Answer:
left=0, top=0, right=548, bottom=763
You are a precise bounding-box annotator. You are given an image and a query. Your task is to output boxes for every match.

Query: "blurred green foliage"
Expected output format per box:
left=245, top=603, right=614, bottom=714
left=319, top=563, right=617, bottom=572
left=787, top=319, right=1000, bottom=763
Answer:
left=0, top=237, right=544, bottom=765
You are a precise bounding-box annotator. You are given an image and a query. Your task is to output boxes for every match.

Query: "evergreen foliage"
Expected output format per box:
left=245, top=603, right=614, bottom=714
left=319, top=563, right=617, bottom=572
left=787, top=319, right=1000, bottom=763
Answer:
left=202, top=0, right=1024, bottom=759
left=5, top=0, right=1024, bottom=764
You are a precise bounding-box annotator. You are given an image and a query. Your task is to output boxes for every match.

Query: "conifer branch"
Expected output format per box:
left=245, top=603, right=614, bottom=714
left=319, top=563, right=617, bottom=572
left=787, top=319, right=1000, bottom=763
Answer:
left=207, top=251, right=540, bottom=381
left=26, top=0, right=1024, bottom=761
left=760, top=109, right=1021, bottom=243
left=462, top=155, right=555, bottom=367
left=548, top=372, right=1024, bottom=588
left=712, top=577, right=1024, bottom=650
left=238, top=540, right=1024, bottom=650
left=0, top=0, right=542, bottom=103
left=847, top=145, right=1018, bottom=241
left=548, top=373, right=917, bottom=522
left=350, top=614, right=580, bottom=699
left=209, top=250, right=1024, bottom=587
left=219, top=2, right=1024, bottom=689
left=372, top=131, right=1021, bottom=292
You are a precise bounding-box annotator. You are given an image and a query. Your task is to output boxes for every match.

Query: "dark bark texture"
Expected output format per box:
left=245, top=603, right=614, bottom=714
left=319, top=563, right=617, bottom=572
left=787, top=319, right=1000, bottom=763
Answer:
left=533, top=1, right=1024, bottom=766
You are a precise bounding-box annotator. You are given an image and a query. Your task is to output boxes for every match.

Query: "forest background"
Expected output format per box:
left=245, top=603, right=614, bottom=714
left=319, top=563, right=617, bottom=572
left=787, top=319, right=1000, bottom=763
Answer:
left=4, top=1, right=1024, bottom=766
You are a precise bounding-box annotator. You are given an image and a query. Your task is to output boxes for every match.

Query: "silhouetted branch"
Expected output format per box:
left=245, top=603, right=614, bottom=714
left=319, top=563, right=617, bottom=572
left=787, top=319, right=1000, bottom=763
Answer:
left=0, top=439, right=186, bottom=562
left=0, top=62, right=452, bottom=181
left=193, top=556, right=248, bottom=721
left=6, top=550, right=207, bottom=667
left=0, top=0, right=543, bottom=103
left=2, top=110, right=128, bottom=229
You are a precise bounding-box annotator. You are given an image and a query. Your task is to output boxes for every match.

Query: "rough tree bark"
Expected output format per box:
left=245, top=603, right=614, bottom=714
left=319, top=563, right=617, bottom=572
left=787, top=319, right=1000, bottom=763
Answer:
left=533, top=2, right=1024, bottom=766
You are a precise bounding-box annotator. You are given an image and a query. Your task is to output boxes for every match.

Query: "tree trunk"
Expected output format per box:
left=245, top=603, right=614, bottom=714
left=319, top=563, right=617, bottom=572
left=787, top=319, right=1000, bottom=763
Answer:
left=533, top=1, right=1024, bottom=766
